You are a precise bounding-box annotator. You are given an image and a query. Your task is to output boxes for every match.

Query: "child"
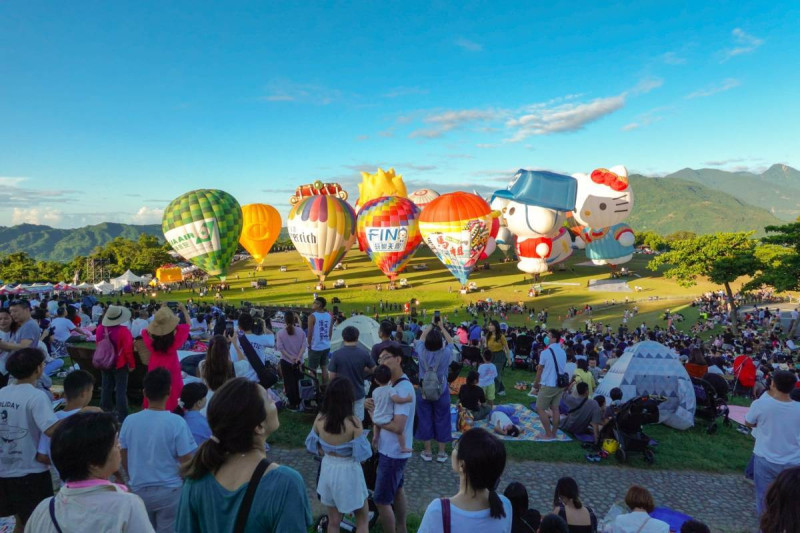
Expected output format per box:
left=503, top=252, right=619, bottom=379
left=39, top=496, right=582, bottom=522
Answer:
left=478, top=349, right=498, bottom=407
left=173, top=382, right=211, bottom=446
left=458, top=370, right=491, bottom=420
left=0, top=348, right=94, bottom=529
left=371, top=364, right=413, bottom=453
left=120, top=368, right=197, bottom=533
left=607, top=387, right=623, bottom=420
left=36, top=370, right=95, bottom=466
left=490, top=408, right=521, bottom=437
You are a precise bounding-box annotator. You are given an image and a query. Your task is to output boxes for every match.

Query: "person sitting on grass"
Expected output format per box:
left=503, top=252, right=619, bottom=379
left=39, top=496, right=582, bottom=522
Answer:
left=503, top=481, right=541, bottom=533
left=478, top=349, right=498, bottom=408
left=36, top=370, right=96, bottom=468
left=25, top=412, right=154, bottom=533
left=372, top=364, right=413, bottom=453
left=120, top=368, right=197, bottom=533
left=561, top=382, right=603, bottom=444
left=173, top=382, right=211, bottom=446
left=609, top=485, right=669, bottom=532
left=552, top=477, right=597, bottom=533
left=458, top=370, right=491, bottom=420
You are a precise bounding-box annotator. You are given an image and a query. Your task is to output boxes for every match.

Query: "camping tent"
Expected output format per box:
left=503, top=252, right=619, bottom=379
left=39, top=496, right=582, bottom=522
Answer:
left=330, top=315, right=381, bottom=353
left=94, top=281, right=115, bottom=295
left=111, top=270, right=147, bottom=289
left=596, top=341, right=696, bottom=430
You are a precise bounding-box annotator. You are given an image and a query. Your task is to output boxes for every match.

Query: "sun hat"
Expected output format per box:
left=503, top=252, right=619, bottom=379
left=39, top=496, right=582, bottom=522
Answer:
left=102, top=305, right=132, bottom=327
left=147, top=306, right=180, bottom=336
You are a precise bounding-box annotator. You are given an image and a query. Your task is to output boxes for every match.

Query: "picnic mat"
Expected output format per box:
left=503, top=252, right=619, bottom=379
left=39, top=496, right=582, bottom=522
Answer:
left=449, top=376, right=467, bottom=395
left=453, top=403, right=571, bottom=442
left=728, top=405, right=750, bottom=426
left=0, top=516, right=15, bottom=533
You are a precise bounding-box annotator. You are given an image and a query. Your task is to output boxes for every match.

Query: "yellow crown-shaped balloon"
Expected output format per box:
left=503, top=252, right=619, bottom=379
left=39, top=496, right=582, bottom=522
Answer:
left=358, top=168, right=408, bottom=206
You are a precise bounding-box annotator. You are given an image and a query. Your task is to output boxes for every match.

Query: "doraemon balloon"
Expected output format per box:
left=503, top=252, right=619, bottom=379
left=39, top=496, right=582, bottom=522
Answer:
left=493, top=170, right=577, bottom=274
left=571, top=165, right=635, bottom=266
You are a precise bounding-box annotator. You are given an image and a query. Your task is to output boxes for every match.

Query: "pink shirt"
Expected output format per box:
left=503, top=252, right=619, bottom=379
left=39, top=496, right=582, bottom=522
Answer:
left=276, top=327, right=307, bottom=364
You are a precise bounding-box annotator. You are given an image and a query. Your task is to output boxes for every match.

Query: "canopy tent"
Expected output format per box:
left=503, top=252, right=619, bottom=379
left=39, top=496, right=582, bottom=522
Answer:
left=76, top=282, right=94, bottom=290
left=94, top=281, right=115, bottom=294
left=110, top=270, right=147, bottom=289
left=596, top=341, right=696, bottom=430
left=54, top=282, right=77, bottom=291
left=330, top=315, right=381, bottom=353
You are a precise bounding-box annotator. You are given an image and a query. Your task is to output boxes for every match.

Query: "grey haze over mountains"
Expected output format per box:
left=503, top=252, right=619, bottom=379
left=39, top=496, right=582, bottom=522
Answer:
left=0, top=165, right=796, bottom=262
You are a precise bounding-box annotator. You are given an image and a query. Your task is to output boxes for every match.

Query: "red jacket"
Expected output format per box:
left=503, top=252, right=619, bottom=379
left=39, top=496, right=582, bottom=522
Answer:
left=95, top=324, right=135, bottom=370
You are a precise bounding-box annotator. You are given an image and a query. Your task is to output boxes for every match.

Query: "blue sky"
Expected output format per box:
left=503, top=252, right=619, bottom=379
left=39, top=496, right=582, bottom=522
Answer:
left=1, top=1, right=798, bottom=228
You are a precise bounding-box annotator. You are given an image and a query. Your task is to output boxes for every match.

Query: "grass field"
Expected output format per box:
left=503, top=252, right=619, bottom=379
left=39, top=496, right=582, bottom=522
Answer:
left=93, top=247, right=768, bottom=475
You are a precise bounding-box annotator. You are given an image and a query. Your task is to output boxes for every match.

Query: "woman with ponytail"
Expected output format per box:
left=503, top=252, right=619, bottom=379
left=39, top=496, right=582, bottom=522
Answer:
left=197, top=334, right=250, bottom=415
left=173, top=382, right=211, bottom=446
left=552, top=477, right=597, bottom=533
left=276, top=310, right=307, bottom=410
left=175, top=378, right=311, bottom=532
left=417, top=427, right=512, bottom=532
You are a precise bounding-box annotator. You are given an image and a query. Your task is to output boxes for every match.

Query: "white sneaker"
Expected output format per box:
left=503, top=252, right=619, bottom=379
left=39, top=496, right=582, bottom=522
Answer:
left=498, top=390, right=506, bottom=396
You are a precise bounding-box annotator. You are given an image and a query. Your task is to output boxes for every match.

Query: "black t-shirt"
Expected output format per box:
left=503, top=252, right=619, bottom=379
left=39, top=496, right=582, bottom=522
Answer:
left=370, top=340, right=400, bottom=364
left=511, top=509, right=541, bottom=533
left=458, top=384, right=485, bottom=411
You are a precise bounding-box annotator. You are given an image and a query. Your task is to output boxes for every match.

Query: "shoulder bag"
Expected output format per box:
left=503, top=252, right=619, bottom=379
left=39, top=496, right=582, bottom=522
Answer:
left=234, top=458, right=271, bottom=533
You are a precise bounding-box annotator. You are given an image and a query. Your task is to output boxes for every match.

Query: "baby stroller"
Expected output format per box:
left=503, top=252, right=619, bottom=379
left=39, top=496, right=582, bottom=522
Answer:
left=512, top=334, right=534, bottom=370
left=612, top=395, right=665, bottom=464
left=313, top=451, right=380, bottom=532
left=298, top=365, right=323, bottom=413
left=692, top=374, right=730, bottom=434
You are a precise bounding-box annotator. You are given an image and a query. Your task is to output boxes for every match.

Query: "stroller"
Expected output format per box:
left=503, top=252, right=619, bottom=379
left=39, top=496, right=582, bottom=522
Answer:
left=512, top=335, right=534, bottom=370
left=611, top=395, right=665, bottom=464
left=297, top=365, right=324, bottom=413
left=692, top=374, right=730, bottom=434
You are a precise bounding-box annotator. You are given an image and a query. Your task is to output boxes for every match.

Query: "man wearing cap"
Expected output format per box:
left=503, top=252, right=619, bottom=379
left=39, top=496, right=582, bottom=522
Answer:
left=95, top=305, right=135, bottom=421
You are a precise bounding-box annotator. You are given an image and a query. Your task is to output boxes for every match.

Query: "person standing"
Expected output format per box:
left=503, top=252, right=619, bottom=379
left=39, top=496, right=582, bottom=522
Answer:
left=745, top=370, right=800, bottom=516
left=276, top=310, right=307, bottom=411
left=484, top=320, right=511, bottom=396
left=415, top=323, right=454, bottom=463
left=532, top=329, right=567, bottom=440
left=95, top=305, right=135, bottom=422
left=365, top=344, right=416, bottom=533
left=328, top=325, right=375, bottom=420
left=307, top=297, right=333, bottom=386
left=142, top=304, right=190, bottom=411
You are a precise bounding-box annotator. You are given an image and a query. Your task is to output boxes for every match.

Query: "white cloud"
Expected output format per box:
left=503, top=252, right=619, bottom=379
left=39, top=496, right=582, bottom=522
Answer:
left=409, top=109, right=501, bottom=138
left=622, top=123, right=640, bottom=131
left=0, top=177, right=78, bottom=208
left=721, top=28, right=763, bottom=62
left=620, top=106, right=670, bottom=132
left=505, top=95, right=625, bottom=142
left=11, top=207, right=64, bottom=225
left=686, top=78, right=740, bottom=99
left=261, top=79, right=341, bottom=105
left=131, top=206, right=164, bottom=224
left=454, top=37, right=483, bottom=52
left=631, top=78, right=664, bottom=95
left=662, top=52, right=686, bottom=65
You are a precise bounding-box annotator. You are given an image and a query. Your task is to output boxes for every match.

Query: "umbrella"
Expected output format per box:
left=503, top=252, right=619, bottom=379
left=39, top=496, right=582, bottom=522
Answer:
left=330, top=315, right=381, bottom=353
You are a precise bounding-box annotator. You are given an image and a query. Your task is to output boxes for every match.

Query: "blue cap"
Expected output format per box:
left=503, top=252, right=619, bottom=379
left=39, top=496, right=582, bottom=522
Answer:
left=492, top=169, right=578, bottom=211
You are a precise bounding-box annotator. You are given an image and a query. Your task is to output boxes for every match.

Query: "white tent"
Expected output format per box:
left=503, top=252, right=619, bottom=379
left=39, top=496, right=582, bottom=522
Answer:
left=76, top=282, right=93, bottom=290
left=94, top=281, right=115, bottom=295
left=596, top=341, right=696, bottom=430
left=331, top=315, right=381, bottom=353
left=111, top=270, right=147, bottom=289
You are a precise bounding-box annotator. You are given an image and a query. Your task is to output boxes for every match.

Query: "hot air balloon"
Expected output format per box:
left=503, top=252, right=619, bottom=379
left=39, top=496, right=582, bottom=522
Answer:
left=357, top=168, right=407, bottom=212
left=288, top=195, right=357, bottom=286
left=162, top=189, right=243, bottom=280
left=418, top=192, right=493, bottom=286
left=357, top=196, right=422, bottom=283
left=495, top=227, right=516, bottom=259
left=479, top=215, right=500, bottom=260
left=239, top=204, right=282, bottom=270
left=409, top=189, right=440, bottom=210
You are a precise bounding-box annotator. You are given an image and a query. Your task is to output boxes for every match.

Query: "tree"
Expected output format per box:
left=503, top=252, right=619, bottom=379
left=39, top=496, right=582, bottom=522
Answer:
left=664, top=230, right=697, bottom=242
left=648, top=232, right=758, bottom=332
left=0, top=252, right=39, bottom=283
left=635, top=231, right=668, bottom=252
left=748, top=222, right=800, bottom=292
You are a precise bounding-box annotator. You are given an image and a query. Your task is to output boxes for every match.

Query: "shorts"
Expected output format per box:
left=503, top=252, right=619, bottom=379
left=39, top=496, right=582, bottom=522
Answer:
left=317, top=455, right=369, bottom=513
left=482, top=383, right=496, bottom=401
left=537, top=385, right=564, bottom=411
left=373, top=453, right=408, bottom=506
left=307, top=348, right=330, bottom=370
left=0, top=470, right=54, bottom=523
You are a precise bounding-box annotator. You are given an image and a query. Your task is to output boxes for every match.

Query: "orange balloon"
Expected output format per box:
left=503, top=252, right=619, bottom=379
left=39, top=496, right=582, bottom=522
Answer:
left=240, top=203, right=282, bottom=265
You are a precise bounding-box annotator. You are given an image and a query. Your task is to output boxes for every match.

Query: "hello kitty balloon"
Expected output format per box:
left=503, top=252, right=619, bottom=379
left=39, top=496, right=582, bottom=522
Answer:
left=493, top=170, right=577, bottom=274
left=572, top=165, right=635, bottom=266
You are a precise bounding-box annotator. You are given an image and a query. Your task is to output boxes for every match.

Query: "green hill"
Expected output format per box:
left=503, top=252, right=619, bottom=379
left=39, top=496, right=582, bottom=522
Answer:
left=628, top=175, right=784, bottom=236
left=665, top=164, right=800, bottom=221
left=0, top=223, right=162, bottom=262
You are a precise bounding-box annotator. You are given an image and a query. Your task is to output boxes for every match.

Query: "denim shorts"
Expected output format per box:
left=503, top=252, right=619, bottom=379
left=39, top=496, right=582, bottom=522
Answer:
left=373, top=453, right=408, bottom=505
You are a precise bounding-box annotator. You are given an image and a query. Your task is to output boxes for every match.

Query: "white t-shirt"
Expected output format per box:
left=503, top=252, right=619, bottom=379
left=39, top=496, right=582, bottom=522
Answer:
left=47, top=300, right=59, bottom=316
left=418, top=495, right=513, bottom=533
left=229, top=333, right=276, bottom=381
left=490, top=410, right=513, bottom=430
left=478, top=363, right=497, bottom=387
left=372, top=384, right=396, bottom=425
left=377, top=375, right=415, bottom=459
left=539, top=344, right=567, bottom=388
left=611, top=511, right=670, bottom=533
left=0, top=383, right=59, bottom=477
left=129, top=318, right=149, bottom=339
left=38, top=408, right=81, bottom=459
left=565, top=361, right=577, bottom=380
left=51, top=317, right=76, bottom=342
left=745, top=393, right=800, bottom=464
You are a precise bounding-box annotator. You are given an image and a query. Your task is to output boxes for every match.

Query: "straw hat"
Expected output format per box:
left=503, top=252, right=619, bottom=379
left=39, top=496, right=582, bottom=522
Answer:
left=147, top=307, right=180, bottom=337
left=102, top=305, right=132, bottom=327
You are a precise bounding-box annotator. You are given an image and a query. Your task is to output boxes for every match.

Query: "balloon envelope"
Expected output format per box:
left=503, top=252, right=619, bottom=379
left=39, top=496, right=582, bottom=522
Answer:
left=418, top=192, right=492, bottom=285
left=288, top=195, right=357, bottom=282
left=162, top=189, right=243, bottom=280
left=357, top=196, right=422, bottom=281
left=240, top=204, right=282, bottom=266
left=409, top=189, right=440, bottom=209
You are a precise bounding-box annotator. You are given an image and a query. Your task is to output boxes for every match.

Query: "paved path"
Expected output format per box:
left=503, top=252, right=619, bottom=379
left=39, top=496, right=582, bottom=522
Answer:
left=269, top=447, right=757, bottom=533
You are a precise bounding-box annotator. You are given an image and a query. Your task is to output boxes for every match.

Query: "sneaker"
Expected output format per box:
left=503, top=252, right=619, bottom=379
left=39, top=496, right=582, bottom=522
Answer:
left=420, top=451, right=433, bottom=462
left=436, top=452, right=449, bottom=463
left=497, top=390, right=506, bottom=396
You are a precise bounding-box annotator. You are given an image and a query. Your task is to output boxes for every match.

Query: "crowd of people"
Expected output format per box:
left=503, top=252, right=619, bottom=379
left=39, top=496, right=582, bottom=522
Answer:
left=0, top=291, right=799, bottom=532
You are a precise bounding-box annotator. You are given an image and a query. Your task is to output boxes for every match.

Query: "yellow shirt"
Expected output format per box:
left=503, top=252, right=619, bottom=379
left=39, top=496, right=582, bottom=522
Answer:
left=486, top=335, right=508, bottom=353
left=573, top=368, right=596, bottom=395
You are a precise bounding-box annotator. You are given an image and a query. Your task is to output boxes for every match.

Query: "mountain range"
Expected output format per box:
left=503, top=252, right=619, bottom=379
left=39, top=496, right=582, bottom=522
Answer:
left=1, top=165, right=796, bottom=262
